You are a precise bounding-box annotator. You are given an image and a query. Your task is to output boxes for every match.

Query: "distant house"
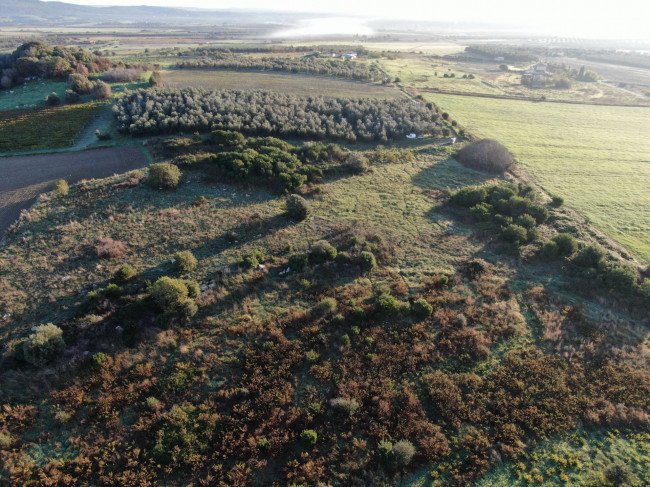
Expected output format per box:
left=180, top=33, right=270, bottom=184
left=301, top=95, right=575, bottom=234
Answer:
left=342, top=52, right=358, bottom=60
left=494, top=56, right=505, bottom=62
left=535, top=63, right=547, bottom=72
left=521, top=70, right=547, bottom=88
left=406, top=133, right=417, bottom=139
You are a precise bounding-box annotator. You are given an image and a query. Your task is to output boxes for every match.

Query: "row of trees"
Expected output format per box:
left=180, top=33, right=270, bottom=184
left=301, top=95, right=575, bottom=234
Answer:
left=0, top=41, right=110, bottom=90
left=176, top=53, right=385, bottom=81
left=112, top=88, right=443, bottom=141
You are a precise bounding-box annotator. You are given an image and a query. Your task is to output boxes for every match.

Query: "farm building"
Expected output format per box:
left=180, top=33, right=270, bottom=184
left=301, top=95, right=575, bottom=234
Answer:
left=522, top=70, right=548, bottom=88
left=342, top=52, right=358, bottom=59
left=494, top=56, right=505, bottom=62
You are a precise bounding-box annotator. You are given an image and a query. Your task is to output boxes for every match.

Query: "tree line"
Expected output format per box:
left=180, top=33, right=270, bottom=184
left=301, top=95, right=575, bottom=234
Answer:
left=112, top=88, right=443, bottom=141
left=176, top=53, right=385, bottom=81
left=0, top=41, right=110, bottom=90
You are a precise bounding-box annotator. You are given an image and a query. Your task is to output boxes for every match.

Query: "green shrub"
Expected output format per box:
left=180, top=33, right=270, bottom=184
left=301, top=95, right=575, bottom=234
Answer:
left=305, top=350, right=320, bottom=363
left=242, top=250, right=265, bottom=269
left=450, top=186, right=487, bottom=207
left=360, top=251, right=376, bottom=272
left=285, top=194, right=309, bottom=220
left=393, top=440, right=416, bottom=467
left=147, top=163, right=181, bottom=189
left=257, top=437, right=270, bottom=450
left=551, top=195, right=564, bottom=207
left=377, top=440, right=393, bottom=463
left=92, top=81, right=112, bottom=100
left=411, top=298, right=433, bottom=318
left=376, top=293, right=401, bottom=316
left=552, top=233, right=578, bottom=257
left=184, top=280, right=201, bottom=299
left=173, top=251, right=198, bottom=273
left=210, top=129, right=245, bottom=147
left=22, top=323, right=65, bottom=367
left=149, top=71, right=163, bottom=87
left=329, top=397, right=359, bottom=416
left=456, top=139, right=515, bottom=173
left=347, top=151, right=369, bottom=173
left=515, top=214, right=536, bottom=229
left=54, top=179, right=69, bottom=196
left=470, top=202, right=492, bottom=221
left=46, top=92, right=60, bottom=106
left=502, top=224, right=528, bottom=245
left=309, top=240, right=337, bottom=264
left=352, top=306, right=366, bottom=320
left=341, top=333, right=351, bottom=346
left=572, top=245, right=605, bottom=269
left=288, top=253, right=309, bottom=271
left=149, top=277, right=198, bottom=318
left=602, top=263, right=638, bottom=294
left=318, top=297, right=337, bottom=314
left=92, top=352, right=107, bottom=367
left=0, top=433, right=12, bottom=449
left=152, top=405, right=207, bottom=464
left=65, top=89, right=80, bottom=103
left=541, top=240, right=559, bottom=259
left=300, top=429, right=317, bottom=446
left=114, top=263, right=136, bottom=283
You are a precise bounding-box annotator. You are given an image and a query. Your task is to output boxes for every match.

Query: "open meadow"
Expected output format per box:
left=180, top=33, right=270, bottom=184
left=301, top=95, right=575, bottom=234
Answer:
left=425, top=93, right=650, bottom=262
left=161, top=69, right=405, bottom=98
left=381, top=57, right=650, bottom=106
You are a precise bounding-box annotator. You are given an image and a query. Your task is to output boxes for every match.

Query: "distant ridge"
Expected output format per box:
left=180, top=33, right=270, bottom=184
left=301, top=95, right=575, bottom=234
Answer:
left=0, top=0, right=304, bottom=26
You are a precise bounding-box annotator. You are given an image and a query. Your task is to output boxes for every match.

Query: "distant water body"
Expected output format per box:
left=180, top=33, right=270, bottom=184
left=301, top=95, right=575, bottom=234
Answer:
left=272, top=17, right=373, bottom=38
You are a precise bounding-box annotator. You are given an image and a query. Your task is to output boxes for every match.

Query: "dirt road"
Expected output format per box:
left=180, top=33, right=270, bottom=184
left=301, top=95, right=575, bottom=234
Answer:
left=0, top=147, right=148, bottom=238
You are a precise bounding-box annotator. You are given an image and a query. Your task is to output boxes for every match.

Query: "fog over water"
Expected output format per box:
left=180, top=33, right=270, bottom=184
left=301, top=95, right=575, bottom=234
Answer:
left=272, top=17, right=374, bottom=38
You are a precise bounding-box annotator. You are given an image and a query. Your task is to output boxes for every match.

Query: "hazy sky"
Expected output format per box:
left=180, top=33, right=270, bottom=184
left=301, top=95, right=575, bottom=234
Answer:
left=42, top=0, right=650, bottom=39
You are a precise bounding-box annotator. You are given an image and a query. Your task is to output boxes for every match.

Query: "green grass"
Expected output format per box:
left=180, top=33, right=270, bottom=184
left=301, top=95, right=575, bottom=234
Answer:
left=0, top=102, right=103, bottom=152
left=380, top=58, right=501, bottom=95
left=161, top=69, right=404, bottom=99
left=475, top=429, right=650, bottom=486
left=0, top=79, right=69, bottom=111
left=0, top=150, right=490, bottom=340
left=424, top=93, right=650, bottom=262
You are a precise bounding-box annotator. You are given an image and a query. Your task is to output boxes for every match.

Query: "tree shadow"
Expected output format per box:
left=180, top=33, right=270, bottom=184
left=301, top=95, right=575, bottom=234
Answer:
left=411, top=156, right=496, bottom=192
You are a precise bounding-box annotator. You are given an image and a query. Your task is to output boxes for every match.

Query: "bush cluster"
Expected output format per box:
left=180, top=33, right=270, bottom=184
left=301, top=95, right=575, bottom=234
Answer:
left=0, top=41, right=110, bottom=91
left=450, top=182, right=549, bottom=246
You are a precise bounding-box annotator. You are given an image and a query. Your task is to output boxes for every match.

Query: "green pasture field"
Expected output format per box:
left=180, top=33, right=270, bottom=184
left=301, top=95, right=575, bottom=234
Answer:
left=0, top=102, right=103, bottom=152
left=0, top=79, right=70, bottom=111
left=424, top=93, right=650, bottom=262
left=381, top=57, right=649, bottom=105
left=161, top=69, right=405, bottom=98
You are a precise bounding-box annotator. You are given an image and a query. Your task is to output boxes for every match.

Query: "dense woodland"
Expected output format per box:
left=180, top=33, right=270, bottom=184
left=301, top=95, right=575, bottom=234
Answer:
left=0, top=41, right=110, bottom=90
left=113, top=88, right=443, bottom=141
left=176, top=53, right=386, bottom=81
left=465, top=45, right=540, bottom=63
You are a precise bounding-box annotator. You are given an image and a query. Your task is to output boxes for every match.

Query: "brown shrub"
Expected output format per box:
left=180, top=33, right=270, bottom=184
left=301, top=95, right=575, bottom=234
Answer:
left=95, top=237, right=127, bottom=259
left=456, top=139, right=515, bottom=173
